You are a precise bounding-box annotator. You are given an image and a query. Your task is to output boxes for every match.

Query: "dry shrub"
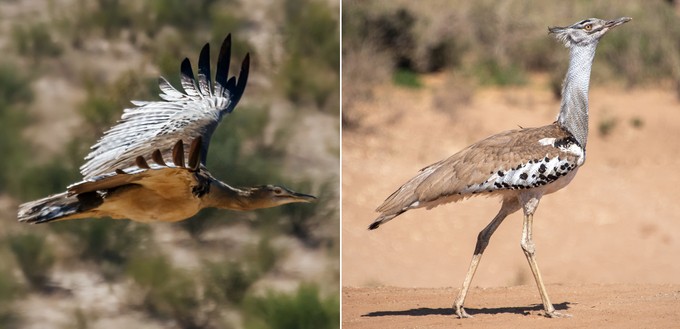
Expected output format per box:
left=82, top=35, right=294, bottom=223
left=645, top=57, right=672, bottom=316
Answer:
left=432, top=72, right=474, bottom=119
left=341, top=44, right=392, bottom=129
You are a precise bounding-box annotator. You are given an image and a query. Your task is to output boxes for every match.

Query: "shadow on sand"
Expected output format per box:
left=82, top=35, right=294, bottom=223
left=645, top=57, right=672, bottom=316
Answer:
left=362, top=302, right=571, bottom=317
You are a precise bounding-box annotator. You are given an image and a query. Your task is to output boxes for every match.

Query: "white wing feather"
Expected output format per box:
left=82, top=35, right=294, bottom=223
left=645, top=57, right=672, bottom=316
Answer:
left=79, top=35, right=249, bottom=179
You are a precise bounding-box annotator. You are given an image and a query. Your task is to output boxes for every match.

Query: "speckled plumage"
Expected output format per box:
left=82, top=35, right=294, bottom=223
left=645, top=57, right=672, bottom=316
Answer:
left=369, top=17, right=631, bottom=319
left=372, top=124, right=583, bottom=227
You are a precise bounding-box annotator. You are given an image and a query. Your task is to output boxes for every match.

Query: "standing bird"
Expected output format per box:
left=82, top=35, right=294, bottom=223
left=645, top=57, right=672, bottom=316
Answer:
left=18, top=35, right=316, bottom=224
left=368, top=17, right=631, bottom=318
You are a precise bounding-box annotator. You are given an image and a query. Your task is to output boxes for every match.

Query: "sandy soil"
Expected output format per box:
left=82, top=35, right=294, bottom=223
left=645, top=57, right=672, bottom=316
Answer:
left=342, top=74, right=680, bottom=326
left=343, top=284, right=680, bottom=328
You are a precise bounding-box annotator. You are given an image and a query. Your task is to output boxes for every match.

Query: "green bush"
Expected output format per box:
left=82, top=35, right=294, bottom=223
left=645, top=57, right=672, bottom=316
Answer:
left=7, top=233, right=55, bottom=291
left=243, top=283, right=339, bottom=329
left=79, top=70, right=157, bottom=133
left=392, top=68, right=422, bottom=88
left=127, top=255, right=213, bottom=328
left=17, top=155, right=81, bottom=200
left=12, top=23, right=62, bottom=61
left=50, top=219, right=151, bottom=280
left=204, top=260, right=258, bottom=305
left=279, top=0, right=339, bottom=112
left=0, top=63, right=33, bottom=194
left=249, top=237, right=282, bottom=275
left=473, top=59, right=527, bottom=86
left=141, top=0, right=217, bottom=36
left=0, top=262, right=22, bottom=327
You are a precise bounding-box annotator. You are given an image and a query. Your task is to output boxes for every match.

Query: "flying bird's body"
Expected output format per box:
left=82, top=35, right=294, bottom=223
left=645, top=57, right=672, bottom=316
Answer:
left=18, top=35, right=315, bottom=224
left=369, top=17, right=631, bottom=318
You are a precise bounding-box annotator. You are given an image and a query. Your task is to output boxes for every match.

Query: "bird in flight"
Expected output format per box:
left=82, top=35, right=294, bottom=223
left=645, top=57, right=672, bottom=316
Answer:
left=18, top=35, right=316, bottom=224
left=368, top=17, right=631, bottom=318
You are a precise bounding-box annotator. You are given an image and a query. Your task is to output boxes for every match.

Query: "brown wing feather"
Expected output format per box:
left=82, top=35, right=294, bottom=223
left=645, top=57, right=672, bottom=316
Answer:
left=69, top=137, right=205, bottom=196
left=376, top=124, right=579, bottom=217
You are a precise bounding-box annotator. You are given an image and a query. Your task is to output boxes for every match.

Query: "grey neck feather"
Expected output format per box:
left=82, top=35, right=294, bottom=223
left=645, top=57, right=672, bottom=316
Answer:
left=557, top=41, right=598, bottom=148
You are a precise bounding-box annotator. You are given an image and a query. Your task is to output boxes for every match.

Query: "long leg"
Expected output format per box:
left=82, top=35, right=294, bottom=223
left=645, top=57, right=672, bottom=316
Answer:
left=520, top=199, right=570, bottom=318
left=454, top=198, right=520, bottom=318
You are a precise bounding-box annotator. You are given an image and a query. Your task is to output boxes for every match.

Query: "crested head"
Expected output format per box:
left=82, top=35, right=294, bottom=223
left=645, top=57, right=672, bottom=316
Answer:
left=549, top=17, right=631, bottom=48
left=247, top=184, right=317, bottom=208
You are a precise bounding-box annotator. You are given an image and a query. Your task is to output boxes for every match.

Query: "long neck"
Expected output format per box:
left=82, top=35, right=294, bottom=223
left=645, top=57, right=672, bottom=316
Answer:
left=203, top=181, right=257, bottom=211
left=557, top=42, right=598, bottom=148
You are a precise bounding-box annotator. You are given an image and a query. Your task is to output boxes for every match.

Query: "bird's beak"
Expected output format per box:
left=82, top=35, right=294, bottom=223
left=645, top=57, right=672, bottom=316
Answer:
left=290, top=192, right=317, bottom=203
left=547, top=26, right=563, bottom=35
left=605, top=17, right=632, bottom=29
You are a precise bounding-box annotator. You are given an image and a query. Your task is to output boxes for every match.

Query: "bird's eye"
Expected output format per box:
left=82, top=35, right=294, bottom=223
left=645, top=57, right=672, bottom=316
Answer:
left=583, top=24, right=592, bottom=31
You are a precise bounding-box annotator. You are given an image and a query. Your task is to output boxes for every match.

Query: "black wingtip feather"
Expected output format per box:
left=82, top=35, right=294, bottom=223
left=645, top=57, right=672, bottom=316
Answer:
left=198, top=43, right=212, bottom=92
left=180, top=58, right=193, bottom=79
left=368, top=222, right=380, bottom=230
left=225, top=76, right=236, bottom=92
left=234, top=53, right=250, bottom=102
left=215, top=34, right=232, bottom=89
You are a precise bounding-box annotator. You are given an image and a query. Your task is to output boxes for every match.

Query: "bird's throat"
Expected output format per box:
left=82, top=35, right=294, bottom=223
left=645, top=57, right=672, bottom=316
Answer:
left=557, top=42, right=597, bottom=149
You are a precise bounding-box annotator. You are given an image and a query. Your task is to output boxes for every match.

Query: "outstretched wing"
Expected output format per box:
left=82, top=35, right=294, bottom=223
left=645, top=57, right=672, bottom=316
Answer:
left=79, top=35, right=250, bottom=180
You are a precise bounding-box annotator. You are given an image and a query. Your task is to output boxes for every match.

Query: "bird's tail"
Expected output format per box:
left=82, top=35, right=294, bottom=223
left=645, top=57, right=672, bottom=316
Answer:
left=368, top=209, right=407, bottom=230
left=17, top=192, right=83, bottom=224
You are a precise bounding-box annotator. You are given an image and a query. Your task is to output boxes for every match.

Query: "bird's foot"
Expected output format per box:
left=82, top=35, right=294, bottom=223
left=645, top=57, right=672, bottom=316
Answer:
left=545, top=310, right=571, bottom=318
left=454, top=305, right=473, bottom=319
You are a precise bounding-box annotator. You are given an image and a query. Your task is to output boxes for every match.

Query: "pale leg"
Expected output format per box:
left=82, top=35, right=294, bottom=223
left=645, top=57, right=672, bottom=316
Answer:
left=520, top=211, right=570, bottom=318
left=454, top=199, right=520, bottom=318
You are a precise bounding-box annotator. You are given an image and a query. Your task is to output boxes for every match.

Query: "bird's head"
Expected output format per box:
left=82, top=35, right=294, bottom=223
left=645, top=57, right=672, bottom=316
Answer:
left=248, top=184, right=317, bottom=208
left=549, top=17, right=631, bottom=47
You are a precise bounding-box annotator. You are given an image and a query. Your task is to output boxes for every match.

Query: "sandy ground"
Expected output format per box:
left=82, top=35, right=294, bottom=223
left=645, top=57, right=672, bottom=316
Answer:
left=342, top=74, right=680, bottom=326
left=343, top=284, right=680, bottom=328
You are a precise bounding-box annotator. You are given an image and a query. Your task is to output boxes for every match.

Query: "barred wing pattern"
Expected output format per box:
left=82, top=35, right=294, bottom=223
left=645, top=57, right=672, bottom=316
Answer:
left=80, top=35, right=249, bottom=180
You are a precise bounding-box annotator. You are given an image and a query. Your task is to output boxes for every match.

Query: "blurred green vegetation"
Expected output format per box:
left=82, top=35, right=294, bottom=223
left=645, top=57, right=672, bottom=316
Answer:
left=0, top=0, right=338, bottom=327
left=12, top=23, right=63, bottom=62
left=127, top=254, right=212, bottom=328
left=7, top=233, right=55, bottom=292
left=204, top=238, right=281, bottom=305
left=51, top=219, right=153, bottom=280
left=0, top=64, right=33, bottom=195
left=243, top=283, right=339, bottom=329
left=279, top=0, right=340, bottom=113
left=0, top=258, right=22, bottom=328
left=392, top=68, right=423, bottom=88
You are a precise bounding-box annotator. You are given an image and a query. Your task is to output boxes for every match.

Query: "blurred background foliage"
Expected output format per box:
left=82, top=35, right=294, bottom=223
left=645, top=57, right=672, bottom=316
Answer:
left=0, top=0, right=338, bottom=328
left=342, top=0, right=680, bottom=127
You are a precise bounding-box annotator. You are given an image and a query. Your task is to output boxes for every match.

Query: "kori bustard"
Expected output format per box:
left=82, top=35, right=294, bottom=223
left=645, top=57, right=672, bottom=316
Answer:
left=369, top=17, right=631, bottom=318
left=18, top=35, right=315, bottom=224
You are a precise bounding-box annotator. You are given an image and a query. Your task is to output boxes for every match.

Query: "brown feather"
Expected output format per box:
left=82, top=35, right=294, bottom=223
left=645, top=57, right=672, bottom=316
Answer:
left=188, top=136, right=202, bottom=171
left=172, top=140, right=185, bottom=167
left=152, top=149, right=167, bottom=166
left=68, top=173, right=139, bottom=195
left=135, top=156, right=150, bottom=169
